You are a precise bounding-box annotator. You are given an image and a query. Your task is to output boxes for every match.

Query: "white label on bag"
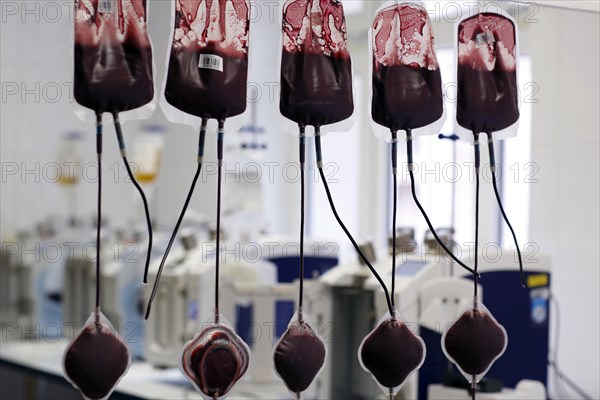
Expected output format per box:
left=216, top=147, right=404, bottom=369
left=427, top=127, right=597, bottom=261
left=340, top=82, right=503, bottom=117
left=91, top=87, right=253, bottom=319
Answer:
left=198, top=54, right=223, bottom=72
left=476, top=30, right=496, bottom=47
left=98, top=0, right=113, bottom=13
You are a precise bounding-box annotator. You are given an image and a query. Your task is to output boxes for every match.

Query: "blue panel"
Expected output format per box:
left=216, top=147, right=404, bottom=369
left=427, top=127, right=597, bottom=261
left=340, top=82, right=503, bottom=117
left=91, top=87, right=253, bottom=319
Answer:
left=474, top=271, right=550, bottom=388
left=267, top=255, right=338, bottom=337
left=396, top=260, right=429, bottom=276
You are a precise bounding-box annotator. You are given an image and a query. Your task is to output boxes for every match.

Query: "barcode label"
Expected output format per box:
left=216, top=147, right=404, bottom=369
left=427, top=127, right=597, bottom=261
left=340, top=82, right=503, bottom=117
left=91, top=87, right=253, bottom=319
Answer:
left=198, top=54, right=223, bottom=72
left=98, top=0, right=113, bottom=13
left=476, top=30, right=496, bottom=46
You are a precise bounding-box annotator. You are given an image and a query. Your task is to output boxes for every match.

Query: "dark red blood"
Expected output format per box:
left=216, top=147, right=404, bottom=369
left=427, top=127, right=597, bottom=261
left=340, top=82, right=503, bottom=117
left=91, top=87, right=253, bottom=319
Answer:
left=164, top=45, right=248, bottom=120
left=164, top=1, right=250, bottom=120
left=456, top=64, right=518, bottom=133
left=360, top=319, right=424, bottom=389
left=444, top=308, right=506, bottom=375
left=280, top=51, right=354, bottom=127
left=273, top=322, right=326, bottom=394
left=63, top=323, right=129, bottom=400
left=184, top=329, right=249, bottom=398
left=74, top=44, right=154, bottom=113
left=371, top=64, right=443, bottom=132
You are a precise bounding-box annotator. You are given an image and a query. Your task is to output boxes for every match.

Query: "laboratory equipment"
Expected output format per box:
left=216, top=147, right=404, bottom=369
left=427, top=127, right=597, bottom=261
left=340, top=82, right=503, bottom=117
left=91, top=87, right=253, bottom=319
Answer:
left=56, top=131, right=83, bottom=224
left=0, top=230, right=33, bottom=325
left=100, top=228, right=169, bottom=359
left=259, top=236, right=338, bottom=338
left=10, top=219, right=69, bottom=339
left=144, top=233, right=279, bottom=370
left=144, top=231, right=201, bottom=368
left=62, top=218, right=112, bottom=330
left=130, top=125, right=166, bottom=226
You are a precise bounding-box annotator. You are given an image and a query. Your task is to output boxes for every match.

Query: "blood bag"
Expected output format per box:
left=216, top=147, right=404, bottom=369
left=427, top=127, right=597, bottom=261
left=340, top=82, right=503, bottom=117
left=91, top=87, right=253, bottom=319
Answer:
left=161, top=0, right=251, bottom=132
left=358, top=311, right=425, bottom=396
left=278, top=0, right=355, bottom=135
left=273, top=312, right=327, bottom=396
left=73, top=0, right=156, bottom=121
left=442, top=302, right=508, bottom=383
left=370, top=0, right=445, bottom=141
left=63, top=311, right=131, bottom=400
left=455, top=9, right=519, bottom=142
left=180, top=315, right=250, bottom=400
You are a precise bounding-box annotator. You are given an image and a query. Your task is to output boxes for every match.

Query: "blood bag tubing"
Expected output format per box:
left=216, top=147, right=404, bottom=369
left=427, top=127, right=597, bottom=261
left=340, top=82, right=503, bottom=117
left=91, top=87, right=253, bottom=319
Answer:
left=62, top=311, right=131, bottom=400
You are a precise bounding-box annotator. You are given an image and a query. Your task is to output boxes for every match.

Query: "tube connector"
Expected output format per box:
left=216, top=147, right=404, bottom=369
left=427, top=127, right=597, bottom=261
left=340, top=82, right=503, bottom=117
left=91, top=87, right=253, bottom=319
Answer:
left=197, top=119, right=208, bottom=164
left=217, top=123, right=224, bottom=165
left=473, top=133, right=481, bottom=171
left=96, top=115, right=103, bottom=155
left=112, top=113, right=127, bottom=158
left=405, top=131, right=414, bottom=170
left=315, top=127, right=323, bottom=168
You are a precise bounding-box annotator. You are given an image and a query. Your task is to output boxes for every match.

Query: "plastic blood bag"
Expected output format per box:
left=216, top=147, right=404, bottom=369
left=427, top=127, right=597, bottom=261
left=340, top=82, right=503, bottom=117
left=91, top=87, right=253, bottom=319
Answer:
left=163, top=0, right=250, bottom=123
left=370, top=1, right=443, bottom=136
left=456, top=12, right=519, bottom=137
left=63, top=312, right=130, bottom=400
left=180, top=317, right=250, bottom=399
left=279, top=0, right=354, bottom=129
left=74, top=0, right=154, bottom=114
left=274, top=313, right=327, bottom=397
left=442, top=301, right=508, bottom=390
left=358, top=312, right=425, bottom=397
